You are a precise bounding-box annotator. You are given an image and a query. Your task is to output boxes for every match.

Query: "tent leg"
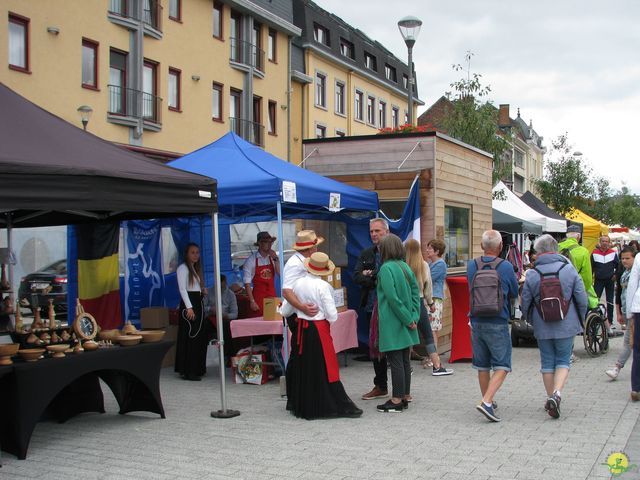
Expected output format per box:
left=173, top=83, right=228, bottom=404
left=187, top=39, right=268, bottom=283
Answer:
left=277, top=201, right=288, bottom=394
left=210, top=212, right=240, bottom=419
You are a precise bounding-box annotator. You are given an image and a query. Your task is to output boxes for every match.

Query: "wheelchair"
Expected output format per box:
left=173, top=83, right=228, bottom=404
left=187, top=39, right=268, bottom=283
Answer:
left=583, top=304, right=609, bottom=357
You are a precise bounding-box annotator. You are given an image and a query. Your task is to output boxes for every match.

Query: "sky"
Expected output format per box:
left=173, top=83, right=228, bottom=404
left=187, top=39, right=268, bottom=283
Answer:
left=314, top=0, right=640, bottom=195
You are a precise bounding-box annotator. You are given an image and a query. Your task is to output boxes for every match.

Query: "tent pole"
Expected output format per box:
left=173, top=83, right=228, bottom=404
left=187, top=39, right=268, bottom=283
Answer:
left=277, top=201, right=288, bottom=396
left=211, top=211, right=240, bottom=419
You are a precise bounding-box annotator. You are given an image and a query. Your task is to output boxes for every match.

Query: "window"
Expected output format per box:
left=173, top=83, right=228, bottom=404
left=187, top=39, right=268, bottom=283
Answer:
left=364, top=52, right=376, bottom=71
left=404, top=110, right=408, bottom=125
left=8, top=13, right=29, bottom=72
left=315, top=124, right=326, bottom=139
left=315, top=72, right=326, bottom=108
left=335, top=81, right=345, bottom=115
left=514, top=173, right=525, bottom=193
left=367, top=96, right=375, bottom=125
left=81, top=38, right=98, bottom=89
left=212, top=82, right=223, bottom=121
left=212, top=1, right=223, bottom=39
left=169, top=0, right=181, bottom=21
left=230, top=11, right=241, bottom=62
left=268, top=29, right=277, bottom=62
left=335, top=129, right=345, bottom=137
left=340, top=38, right=354, bottom=59
left=391, top=107, right=399, bottom=128
left=514, top=149, right=524, bottom=168
left=385, top=64, right=397, bottom=82
left=355, top=90, right=363, bottom=121
left=402, top=74, right=409, bottom=89
left=230, top=88, right=242, bottom=133
left=313, top=23, right=329, bottom=46
left=109, top=0, right=127, bottom=16
left=444, top=205, right=470, bottom=268
left=168, top=67, right=181, bottom=111
left=378, top=101, right=386, bottom=128
left=109, top=49, right=127, bottom=114
left=252, top=22, right=263, bottom=71
left=268, top=100, right=277, bottom=135
left=142, top=60, right=158, bottom=121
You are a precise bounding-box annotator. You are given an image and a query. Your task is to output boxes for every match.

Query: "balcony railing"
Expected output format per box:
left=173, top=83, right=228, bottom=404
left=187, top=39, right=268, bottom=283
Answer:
left=108, top=0, right=162, bottom=32
left=108, top=84, right=162, bottom=125
left=229, top=117, right=264, bottom=147
left=229, top=38, right=265, bottom=72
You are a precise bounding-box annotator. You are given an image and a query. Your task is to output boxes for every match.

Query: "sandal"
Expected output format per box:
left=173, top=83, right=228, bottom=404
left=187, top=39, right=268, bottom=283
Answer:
left=422, top=358, right=433, bottom=369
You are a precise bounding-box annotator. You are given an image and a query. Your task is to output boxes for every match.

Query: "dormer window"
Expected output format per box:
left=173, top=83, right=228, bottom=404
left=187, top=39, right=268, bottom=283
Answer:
left=313, top=23, right=330, bottom=46
left=364, top=52, right=376, bottom=71
left=340, top=38, right=354, bottom=59
left=402, top=74, right=409, bottom=89
left=385, top=64, right=397, bottom=82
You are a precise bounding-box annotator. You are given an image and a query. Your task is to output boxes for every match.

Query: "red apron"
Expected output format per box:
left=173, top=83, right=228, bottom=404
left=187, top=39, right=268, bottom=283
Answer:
left=252, top=255, right=276, bottom=316
left=296, top=319, right=340, bottom=383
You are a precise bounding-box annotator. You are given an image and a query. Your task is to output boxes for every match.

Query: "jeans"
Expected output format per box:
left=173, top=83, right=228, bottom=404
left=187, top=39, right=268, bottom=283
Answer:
left=417, top=300, right=437, bottom=355
left=470, top=322, right=512, bottom=372
left=594, top=278, right=615, bottom=323
left=632, top=314, right=640, bottom=392
left=617, top=317, right=633, bottom=368
left=386, top=348, right=411, bottom=398
left=373, top=356, right=388, bottom=390
left=537, top=336, right=574, bottom=373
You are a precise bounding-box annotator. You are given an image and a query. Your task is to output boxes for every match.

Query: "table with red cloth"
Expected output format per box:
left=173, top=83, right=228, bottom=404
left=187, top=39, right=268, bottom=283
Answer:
left=230, top=309, right=358, bottom=355
left=446, top=276, right=473, bottom=362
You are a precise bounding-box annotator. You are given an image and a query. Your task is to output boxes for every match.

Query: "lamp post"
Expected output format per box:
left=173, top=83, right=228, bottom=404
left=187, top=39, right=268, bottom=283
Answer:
left=397, top=15, right=422, bottom=126
left=77, top=105, right=93, bottom=131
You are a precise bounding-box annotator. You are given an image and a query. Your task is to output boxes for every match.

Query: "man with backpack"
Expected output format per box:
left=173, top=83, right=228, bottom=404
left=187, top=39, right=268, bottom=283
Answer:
left=467, top=230, right=519, bottom=422
left=521, top=234, right=587, bottom=420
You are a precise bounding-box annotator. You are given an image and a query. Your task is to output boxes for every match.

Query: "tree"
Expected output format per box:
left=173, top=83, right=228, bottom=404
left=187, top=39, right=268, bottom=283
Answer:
left=533, top=134, right=599, bottom=215
left=442, top=52, right=511, bottom=185
left=602, top=187, right=640, bottom=229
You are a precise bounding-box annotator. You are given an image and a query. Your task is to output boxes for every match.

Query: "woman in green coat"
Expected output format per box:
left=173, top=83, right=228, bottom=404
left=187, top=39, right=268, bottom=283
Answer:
left=375, top=234, right=420, bottom=413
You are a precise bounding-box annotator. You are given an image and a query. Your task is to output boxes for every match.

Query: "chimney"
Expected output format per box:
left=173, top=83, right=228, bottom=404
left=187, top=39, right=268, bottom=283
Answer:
left=498, top=104, right=510, bottom=128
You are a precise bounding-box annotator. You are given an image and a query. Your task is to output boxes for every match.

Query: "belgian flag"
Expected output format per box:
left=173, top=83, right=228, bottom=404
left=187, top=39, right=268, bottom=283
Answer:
left=76, top=222, right=122, bottom=330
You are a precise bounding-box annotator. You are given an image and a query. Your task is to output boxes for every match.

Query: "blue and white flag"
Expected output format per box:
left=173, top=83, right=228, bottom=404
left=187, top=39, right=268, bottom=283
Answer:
left=386, top=175, right=421, bottom=242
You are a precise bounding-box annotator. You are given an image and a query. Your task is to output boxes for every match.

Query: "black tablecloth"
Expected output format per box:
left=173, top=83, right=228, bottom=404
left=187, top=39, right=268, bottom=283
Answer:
left=0, top=340, right=172, bottom=460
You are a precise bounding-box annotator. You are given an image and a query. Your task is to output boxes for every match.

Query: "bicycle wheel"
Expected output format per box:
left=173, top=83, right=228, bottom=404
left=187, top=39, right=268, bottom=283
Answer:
left=583, top=311, right=609, bottom=356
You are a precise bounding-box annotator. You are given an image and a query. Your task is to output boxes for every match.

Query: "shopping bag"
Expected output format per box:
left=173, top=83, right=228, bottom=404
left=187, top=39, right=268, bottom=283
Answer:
left=231, top=348, right=270, bottom=385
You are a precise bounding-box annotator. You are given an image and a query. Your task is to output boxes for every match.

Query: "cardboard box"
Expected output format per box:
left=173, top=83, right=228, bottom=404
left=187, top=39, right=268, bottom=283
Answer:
left=140, top=307, right=169, bottom=329
left=333, top=267, right=342, bottom=289
left=320, top=273, right=333, bottom=286
left=263, top=297, right=283, bottom=321
left=333, top=287, right=347, bottom=309
left=161, top=324, right=178, bottom=368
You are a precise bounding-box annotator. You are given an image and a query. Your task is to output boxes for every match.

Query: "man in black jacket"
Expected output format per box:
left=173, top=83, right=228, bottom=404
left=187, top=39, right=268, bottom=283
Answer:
left=354, top=218, right=389, bottom=400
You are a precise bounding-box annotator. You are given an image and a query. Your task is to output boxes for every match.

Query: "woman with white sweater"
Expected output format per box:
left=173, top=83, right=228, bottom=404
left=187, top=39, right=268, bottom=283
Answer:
left=625, top=252, right=640, bottom=401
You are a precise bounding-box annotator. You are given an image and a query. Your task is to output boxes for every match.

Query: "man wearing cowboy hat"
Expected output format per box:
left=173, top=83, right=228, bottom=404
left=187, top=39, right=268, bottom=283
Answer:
left=281, top=230, right=324, bottom=319
left=243, top=231, right=280, bottom=316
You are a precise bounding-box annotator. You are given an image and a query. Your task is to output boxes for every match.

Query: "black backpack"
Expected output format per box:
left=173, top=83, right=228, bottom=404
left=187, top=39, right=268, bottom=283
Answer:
left=560, top=243, right=578, bottom=263
left=470, top=258, right=505, bottom=317
left=534, top=260, right=570, bottom=321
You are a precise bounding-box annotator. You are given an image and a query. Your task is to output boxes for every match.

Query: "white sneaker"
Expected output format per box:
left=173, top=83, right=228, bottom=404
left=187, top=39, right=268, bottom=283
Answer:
left=570, top=353, right=579, bottom=364
left=606, top=366, right=620, bottom=380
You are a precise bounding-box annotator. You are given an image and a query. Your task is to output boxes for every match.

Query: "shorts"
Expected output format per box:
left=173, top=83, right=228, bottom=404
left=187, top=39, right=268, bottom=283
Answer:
left=430, top=298, right=443, bottom=332
left=470, top=322, right=512, bottom=372
left=537, top=337, right=574, bottom=373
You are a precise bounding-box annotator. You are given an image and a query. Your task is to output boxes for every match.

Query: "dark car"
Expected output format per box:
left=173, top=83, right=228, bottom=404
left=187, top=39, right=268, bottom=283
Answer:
left=18, top=259, right=68, bottom=313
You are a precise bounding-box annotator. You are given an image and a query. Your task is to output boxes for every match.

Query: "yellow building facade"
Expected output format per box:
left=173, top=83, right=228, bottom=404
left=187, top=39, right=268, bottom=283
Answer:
left=1, top=0, right=300, bottom=160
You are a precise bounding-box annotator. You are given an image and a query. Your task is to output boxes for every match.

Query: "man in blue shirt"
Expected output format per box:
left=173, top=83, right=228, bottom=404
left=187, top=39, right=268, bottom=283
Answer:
left=467, top=230, right=519, bottom=422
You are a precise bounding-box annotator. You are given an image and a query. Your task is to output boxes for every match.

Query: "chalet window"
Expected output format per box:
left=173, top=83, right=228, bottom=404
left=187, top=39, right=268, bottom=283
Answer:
left=444, top=205, right=470, bottom=268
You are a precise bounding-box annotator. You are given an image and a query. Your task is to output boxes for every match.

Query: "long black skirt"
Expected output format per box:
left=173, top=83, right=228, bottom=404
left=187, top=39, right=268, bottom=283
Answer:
left=286, top=319, right=360, bottom=419
left=174, top=291, right=209, bottom=378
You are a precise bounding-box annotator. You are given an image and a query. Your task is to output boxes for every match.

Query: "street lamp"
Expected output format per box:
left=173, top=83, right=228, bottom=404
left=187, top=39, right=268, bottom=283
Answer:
left=76, top=105, right=93, bottom=131
left=397, top=15, right=422, bottom=126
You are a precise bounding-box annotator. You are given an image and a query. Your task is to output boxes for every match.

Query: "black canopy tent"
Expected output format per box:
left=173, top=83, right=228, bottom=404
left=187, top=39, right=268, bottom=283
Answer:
left=0, top=84, right=237, bottom=416
left=493, top=209, right=543, bottom=235
left=520, top=191, right=581, bottom=231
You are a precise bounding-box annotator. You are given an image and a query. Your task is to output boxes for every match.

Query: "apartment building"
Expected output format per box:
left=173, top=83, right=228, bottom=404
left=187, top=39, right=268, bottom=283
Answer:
left=290, top=0, right=421, bottom=164
left=2, top=0, right=300, bottom=160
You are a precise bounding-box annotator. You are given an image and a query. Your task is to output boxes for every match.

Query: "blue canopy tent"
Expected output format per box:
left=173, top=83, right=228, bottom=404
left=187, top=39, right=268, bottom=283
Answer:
left=168, top=132, right=378, bottom=416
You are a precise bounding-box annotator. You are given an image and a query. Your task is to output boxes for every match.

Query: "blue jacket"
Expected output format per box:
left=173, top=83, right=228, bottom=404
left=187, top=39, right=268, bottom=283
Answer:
left=429, top=258, right=447, bottom=299
left=520, top=253, right=587, bottom=340
left=467, top=256, right=519, bottom=324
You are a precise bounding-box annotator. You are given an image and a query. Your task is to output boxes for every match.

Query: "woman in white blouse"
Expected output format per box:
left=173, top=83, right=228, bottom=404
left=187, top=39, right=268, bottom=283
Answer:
left=283, top=252, right=362, bottom=419
left=175, top=243, right=208, bottom=381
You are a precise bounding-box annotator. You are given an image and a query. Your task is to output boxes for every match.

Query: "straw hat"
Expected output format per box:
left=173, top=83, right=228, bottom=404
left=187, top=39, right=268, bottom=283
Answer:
left=254, top=231, right=277, bottom=246
left=304, top=252, right=335, bottom=276
left=292, top=230, right=325, bottom=251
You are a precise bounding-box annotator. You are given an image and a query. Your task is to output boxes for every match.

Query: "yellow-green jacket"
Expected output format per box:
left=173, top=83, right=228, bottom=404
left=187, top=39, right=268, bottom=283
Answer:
left=558, top=237, right=599, bottom=309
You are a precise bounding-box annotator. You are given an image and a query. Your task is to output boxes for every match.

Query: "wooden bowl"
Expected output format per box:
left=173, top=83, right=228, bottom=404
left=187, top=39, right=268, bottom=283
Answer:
left=138, top=330, right=166, bottom=343
left=116, top=335, right=142, bottom=346
left=83, top=340, right=99, bottom=351
left=98, top=329, right=120, bottom=341
left=121, top=322, right=139, bottom=335
left=46, top=344, right=68, bottom=358
left=0, top=343, right=20, bottom=365
left=18, top=348, right=45, bottom=362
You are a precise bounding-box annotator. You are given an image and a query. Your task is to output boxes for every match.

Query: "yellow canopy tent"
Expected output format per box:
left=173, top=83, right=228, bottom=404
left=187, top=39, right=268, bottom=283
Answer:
left=566, top=209, right=609, bottom=253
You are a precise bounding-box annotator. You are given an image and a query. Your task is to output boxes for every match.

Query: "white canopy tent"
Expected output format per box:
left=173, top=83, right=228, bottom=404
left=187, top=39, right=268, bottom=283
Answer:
left=492, top=181, right=567, bottom=233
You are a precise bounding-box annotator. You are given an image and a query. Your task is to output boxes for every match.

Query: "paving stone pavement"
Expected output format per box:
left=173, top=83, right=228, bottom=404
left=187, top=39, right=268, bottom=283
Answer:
left=2, top=334, right=639, bottom=480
